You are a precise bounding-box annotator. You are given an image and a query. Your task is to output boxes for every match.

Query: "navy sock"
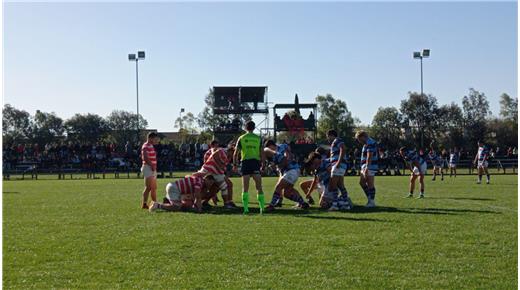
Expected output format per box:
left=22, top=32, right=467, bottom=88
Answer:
left=329, top=190, right=339, bottom=204
left=339, top=186, right=349, bottom=198
left=270, top=192, right=282, bottom=206
left=367, top=188, right=376, bottom=200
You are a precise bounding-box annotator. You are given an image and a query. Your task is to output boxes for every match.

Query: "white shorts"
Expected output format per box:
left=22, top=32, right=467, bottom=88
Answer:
left=141, top=165, right=157, bottom=179
left=331, top=163, right=347, bottom=177
left=478, top=161, right=488, bottom=169
left=197, top=168, right=225, bottom=183
left=281, top=169, right=299, bottom=185
left=319, top=182, right=335, bottom=200
left=361, top=164, right=377, bottom=177
left=449, top=163, right=457, bottom=168
left=412, top=163, right=427, bottom=176
left=166, top=182, right=182, bottom=205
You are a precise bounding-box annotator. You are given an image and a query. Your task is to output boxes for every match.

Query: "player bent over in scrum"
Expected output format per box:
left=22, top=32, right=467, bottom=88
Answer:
left=302, top=152, right=335, bottom=209
left=355, top=130, right=378, bottom=208
left=299, top=147, right=331, bottom=205
left=474, top=140, right=491, bottom=184
left=400, top=147, right=427, bottom=199
left=149, top=175, right=215, bottom=213
left=264, top=140, right=309, bottom=211
left=193, top=140, right=237, bottom=209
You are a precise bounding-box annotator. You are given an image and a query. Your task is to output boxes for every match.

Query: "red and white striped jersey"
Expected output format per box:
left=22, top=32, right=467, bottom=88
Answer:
left=141, top=142, right=157, bottom=167
left=202, top=148, right=228, bottom=175
left=175, top=176, right=203, bottom=194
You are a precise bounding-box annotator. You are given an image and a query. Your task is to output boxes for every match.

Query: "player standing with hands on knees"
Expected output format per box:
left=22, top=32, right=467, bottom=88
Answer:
left=400, top=147, right=427, bottom=199
left=141, top=132, right=159, bottom=209
left=233, top=121, right=266, bottom=214
left=355, top=130, right=378, bottom=208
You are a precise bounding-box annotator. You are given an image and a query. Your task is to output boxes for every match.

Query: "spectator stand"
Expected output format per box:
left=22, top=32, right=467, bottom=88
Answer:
left=273, top=94, right=318, bottom=144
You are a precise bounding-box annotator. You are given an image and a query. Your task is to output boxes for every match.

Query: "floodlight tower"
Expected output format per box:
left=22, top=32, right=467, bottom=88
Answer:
left=413, top=49, right=430, bottom=148
left=128, top=51, right=145, bottom=142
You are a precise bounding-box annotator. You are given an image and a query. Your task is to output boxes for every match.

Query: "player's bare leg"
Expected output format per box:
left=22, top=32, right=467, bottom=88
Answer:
left=299, top=180, right=316, bottom=204
left=407, top=174, right=417, bottom=198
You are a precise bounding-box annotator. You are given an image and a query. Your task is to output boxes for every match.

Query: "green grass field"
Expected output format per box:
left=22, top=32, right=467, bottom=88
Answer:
left=3, top=174, right=518, bottom=289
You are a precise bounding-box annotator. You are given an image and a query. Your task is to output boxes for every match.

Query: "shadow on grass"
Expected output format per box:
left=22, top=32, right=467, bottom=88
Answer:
left=149, top=204, right=500, bottom=216
left=352, top=206, right=499, bottom=215
left=294, top=215, right=397, bottom=223
left=2, top=191, right=20, bottom=194
left=429, top=197, right=495, bottom=201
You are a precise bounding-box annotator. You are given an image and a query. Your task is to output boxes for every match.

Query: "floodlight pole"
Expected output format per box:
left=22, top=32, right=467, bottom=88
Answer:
left=136, top=59, right=140, bottom=142
left=420, top=56, right=424, bottom=149
left=129, top=51, right=145, bottom=143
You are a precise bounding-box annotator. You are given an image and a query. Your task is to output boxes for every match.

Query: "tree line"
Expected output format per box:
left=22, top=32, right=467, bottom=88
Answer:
left=3, top=88, right=517, bottom=152
left=3, top=106, right=148, bottom=146
left=316, top=88, right=517, bottom=151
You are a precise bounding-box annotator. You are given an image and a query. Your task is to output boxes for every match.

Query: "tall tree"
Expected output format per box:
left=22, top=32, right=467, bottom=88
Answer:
left=499, top=93, right=518, bottom=122
left=370, top=107, right=403, bottom=149
left=174, top=112, right=198, bottom=132
left=64, top=113, right=109, bottom=144
left=461, top=88, right=491, bottom=145
left=435, top=103, right=464, bottom=148
left=315, top=94, right=357, bottom=147
left=32, top=110, right=65, bottom=144
left=399, top=92, right=439, bottom=148
left=106, top=110, right=148, bottom=144
left=2, top=104, right=33, bottom=144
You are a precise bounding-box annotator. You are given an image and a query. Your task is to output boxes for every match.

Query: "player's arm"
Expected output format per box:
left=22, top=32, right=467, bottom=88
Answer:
left=473, top=152, right=479, bottom=165
left=233, top=138, right=241, bottom=168
left=193, top=187, right=203, bottom=213
left=338, top=143, right=346, bottom=163
left=260, top=140, right=266, bottom=171
left=306, top=176, right=319, bottom=198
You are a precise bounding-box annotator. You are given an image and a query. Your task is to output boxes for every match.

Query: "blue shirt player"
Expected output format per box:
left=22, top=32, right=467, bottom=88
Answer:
left=303, top=152, right=335, bottom=209
left=400, top=147, right=426, bottom=199
left=355, top=130, right=378, bottom=207
left=264, top=140, right=309, bottom=211
left=326, top=130, right=351, bottom=211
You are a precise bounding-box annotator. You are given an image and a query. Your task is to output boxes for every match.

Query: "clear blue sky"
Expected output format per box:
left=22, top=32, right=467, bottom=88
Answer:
left=4, top=1, right=517, bottom=132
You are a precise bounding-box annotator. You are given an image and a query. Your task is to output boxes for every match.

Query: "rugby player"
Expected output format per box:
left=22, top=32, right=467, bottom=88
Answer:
left=449, top=147, right=460, bottom=177
left=473, top=140, right=491, bottom=184
left=400, top=147, right=427, bottom=199
left=233, top=121, right=266, bottom=214
left=140, top=132, right=159, bottom=209
left=193, top=140, right=237, bottom=209
left=264, top=140, right=309, bottom=211
left=428, top=146, right=444, bottom=181
left=302, top=152, right=334, bottom=209
left=355, top=130, right=378, bottom=208
left=149, top=174, right=216, bottom=213
left=326, top=130, right=352, bottom=211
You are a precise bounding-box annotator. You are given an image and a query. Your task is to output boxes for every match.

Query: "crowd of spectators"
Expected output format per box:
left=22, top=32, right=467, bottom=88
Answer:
left=3, top=140, right=517, bottom=176
left=2, top=141, right=212, bottom=173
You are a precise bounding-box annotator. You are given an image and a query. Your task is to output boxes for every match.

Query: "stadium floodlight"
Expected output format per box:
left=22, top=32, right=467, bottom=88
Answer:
left=129, top=51, right=145, bottom=142
left=413, top=48, right=431, bottom=149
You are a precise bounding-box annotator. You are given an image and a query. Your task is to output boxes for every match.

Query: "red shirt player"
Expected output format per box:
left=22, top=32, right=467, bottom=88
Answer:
left=194, top=140, right=236, bottom=208
left=141, top=132, right=159, bottom=209
left=149, top=175, right=216, bottom=212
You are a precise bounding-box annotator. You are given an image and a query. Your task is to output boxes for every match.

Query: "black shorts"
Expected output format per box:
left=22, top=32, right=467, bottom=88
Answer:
left=240, top=159, right=261, bottom=176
